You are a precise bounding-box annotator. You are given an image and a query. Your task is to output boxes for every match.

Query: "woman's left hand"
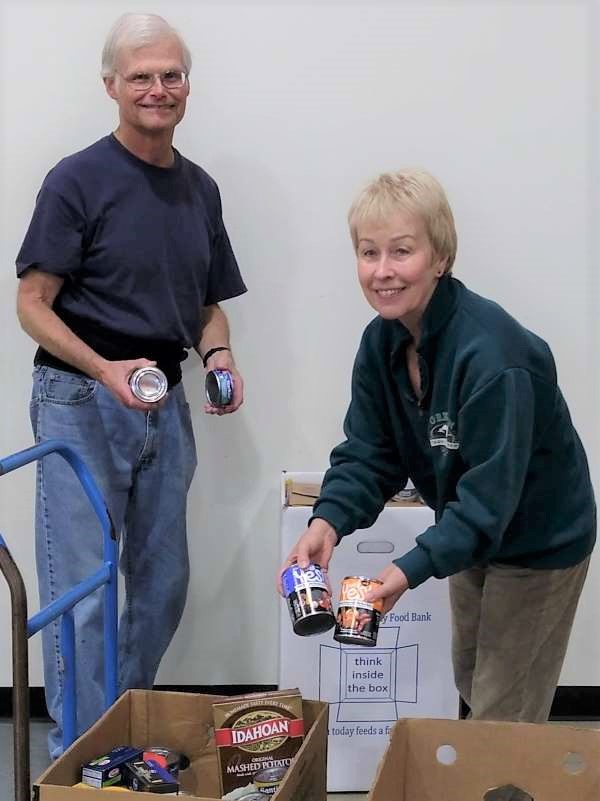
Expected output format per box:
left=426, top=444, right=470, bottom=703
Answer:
left=365, top=563, right=410, bottom=613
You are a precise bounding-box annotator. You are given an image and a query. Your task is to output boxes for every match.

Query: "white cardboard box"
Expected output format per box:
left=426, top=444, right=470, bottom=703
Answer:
left=279, top=472, right=459, bottom=793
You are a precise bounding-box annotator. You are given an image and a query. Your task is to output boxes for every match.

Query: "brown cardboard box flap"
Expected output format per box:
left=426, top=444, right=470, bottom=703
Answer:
left=36, top=691, right=135, bottom=790
left=276, top=697, right=328, bottom=801
left=35, top=690, right=328, bottom=801
left=368, top=718, right=600, bottom=801
left=284, top=479, right=425, bottom=507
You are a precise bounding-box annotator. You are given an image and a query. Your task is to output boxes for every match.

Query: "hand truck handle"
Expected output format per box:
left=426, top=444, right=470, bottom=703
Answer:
left=0, top=439, right=116, bottom=542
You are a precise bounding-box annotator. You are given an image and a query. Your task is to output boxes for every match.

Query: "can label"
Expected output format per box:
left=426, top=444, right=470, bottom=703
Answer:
left=334, top=576, right=384, bottom=646
left=281, top=563, right=335, bottom=636
left=205, top=369, right=234, bottom=406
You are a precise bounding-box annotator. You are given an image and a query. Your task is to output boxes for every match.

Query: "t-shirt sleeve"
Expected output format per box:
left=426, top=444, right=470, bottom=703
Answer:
left=203, top=187, right=247, bottom=305
left=16, top=181, right=86, bottom=278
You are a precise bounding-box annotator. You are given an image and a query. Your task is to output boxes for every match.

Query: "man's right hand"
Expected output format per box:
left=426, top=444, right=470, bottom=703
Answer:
left=97, top=358, right=164, bottom=411
left=17, top=270, right=164, bottom=412
left=277, top=519, right=338, bottom=596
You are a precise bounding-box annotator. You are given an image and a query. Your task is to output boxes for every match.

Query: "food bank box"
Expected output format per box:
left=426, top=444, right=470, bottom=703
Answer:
left=368, top=717, right=600, bottom=801
left=35, top=690, right=328, bottom=800
left=280, top=472, right=458, bottom=792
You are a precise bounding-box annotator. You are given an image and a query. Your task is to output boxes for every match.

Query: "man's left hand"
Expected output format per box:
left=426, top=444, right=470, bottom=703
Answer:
left=365, top=563, right=410, bottom=613
left=204, top=350, right=244, bottom=415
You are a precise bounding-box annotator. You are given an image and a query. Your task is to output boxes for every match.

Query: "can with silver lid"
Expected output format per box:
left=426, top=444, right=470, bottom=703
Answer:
left=205, top=369, right=234, bottom=407
left=253, top=765, right=288, bottom=795
left=129, top=366, right=168, bottom=403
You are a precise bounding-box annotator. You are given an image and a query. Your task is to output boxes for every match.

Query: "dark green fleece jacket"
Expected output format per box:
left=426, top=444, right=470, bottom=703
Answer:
left=313, top=276, right=596, bottom=588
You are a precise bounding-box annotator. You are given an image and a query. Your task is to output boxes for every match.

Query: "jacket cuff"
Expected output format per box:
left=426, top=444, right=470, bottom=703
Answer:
left=309, top=503, right=354, bottom=541
left=393, top=546, right=435, bottom=589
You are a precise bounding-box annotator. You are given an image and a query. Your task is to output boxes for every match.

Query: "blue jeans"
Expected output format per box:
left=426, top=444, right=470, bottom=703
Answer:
left=30, top=366, right=197, bottom=758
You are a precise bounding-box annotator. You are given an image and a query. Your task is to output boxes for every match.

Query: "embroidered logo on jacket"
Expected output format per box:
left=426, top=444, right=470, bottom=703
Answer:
left=429, top=412, right=460, bottom=450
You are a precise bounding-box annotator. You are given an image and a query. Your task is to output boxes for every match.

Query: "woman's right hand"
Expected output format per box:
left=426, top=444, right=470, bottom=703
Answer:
left=277, top=519, right=338, bottom=596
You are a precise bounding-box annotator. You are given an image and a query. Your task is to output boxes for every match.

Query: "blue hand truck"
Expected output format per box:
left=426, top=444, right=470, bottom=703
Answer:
left=0, top=439, right=119, bottom=801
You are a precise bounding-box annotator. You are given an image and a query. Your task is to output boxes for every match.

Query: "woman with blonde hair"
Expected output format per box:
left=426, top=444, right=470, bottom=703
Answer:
left=280, top=168, right=595, bottom=723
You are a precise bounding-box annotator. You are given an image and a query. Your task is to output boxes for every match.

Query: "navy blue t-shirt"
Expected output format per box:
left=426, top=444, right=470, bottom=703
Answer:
left=16, top=134, right=246, bottom=379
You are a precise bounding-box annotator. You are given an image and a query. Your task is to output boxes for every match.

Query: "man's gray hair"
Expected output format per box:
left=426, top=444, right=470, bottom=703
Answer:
left=101, top=13, right=192, bottom=78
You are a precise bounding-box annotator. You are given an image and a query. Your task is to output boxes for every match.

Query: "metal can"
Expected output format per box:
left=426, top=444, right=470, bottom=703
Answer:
left=334, top=576, right=384, bottom=647
left=253, top=765, right=288, bottom=795
left=205, top=369, right=234, bottom=407
left=142, top=748, right=189, bottom=779
left=281, top=562, right=336, bottom=636
left=129, top=366, right=168, bottom=403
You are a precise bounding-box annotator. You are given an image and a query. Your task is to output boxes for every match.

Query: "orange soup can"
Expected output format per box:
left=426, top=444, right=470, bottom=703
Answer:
left=334, top=576, right=384, bottom=647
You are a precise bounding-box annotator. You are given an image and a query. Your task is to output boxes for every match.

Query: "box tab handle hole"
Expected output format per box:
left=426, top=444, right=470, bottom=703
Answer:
left=357, top=540, right=394, bottom=554
left=484, top=786, right=533, bottom=801
left=436, top=744, right=457, bottom=765
left=563, top=751, right=586, bottom=775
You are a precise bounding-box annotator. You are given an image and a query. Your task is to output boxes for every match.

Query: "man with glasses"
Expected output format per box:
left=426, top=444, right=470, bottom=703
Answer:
left=16, top=13, right=246, bottom=756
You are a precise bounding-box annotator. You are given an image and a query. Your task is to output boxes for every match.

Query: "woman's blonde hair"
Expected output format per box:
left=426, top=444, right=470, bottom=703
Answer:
left=348, top=169, right=457, bottom=273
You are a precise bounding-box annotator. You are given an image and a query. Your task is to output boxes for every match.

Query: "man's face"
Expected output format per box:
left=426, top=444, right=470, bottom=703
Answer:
left=356, top=210, right=445, bottom=328
left=104, top=35, right=189, bottom=137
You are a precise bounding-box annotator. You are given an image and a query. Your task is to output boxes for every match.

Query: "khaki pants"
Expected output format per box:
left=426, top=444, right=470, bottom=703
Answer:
left=449, top=556, right=590, bottom=723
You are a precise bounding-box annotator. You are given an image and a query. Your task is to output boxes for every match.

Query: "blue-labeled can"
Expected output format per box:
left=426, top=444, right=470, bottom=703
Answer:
left=205, top=369, right=234, bottom=407
left=281, top=563, right=336, bottom=636
left=142, top=747, right=190, bottom=779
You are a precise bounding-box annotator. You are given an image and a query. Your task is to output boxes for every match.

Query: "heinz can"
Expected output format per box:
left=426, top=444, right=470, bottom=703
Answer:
left=281, top=563, right=336, bottom=636
left=334, top=576, right=384, bottom=647
left=129, top=366, right=168, bottom=403
left=205, top=369, right=234, bottom=407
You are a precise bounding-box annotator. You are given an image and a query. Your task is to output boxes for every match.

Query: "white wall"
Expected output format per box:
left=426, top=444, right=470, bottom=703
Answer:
left=0, top=0, right=598, bottom=686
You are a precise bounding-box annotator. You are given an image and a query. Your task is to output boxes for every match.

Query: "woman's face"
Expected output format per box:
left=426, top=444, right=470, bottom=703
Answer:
left=356, top=210, right=445, bottom=331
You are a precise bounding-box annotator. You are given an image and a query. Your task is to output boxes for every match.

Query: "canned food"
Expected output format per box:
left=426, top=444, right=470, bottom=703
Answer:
left=205, top=369, right=234, bottom=407
left=253, top=765, right=288, bottom=795
left=142, top=748, right=189, bottom=779
left=281, top=563, right=336, bottom=636
left=129, top=366, right=168, bottom=403
left=334, top=576, right=384, bottom=647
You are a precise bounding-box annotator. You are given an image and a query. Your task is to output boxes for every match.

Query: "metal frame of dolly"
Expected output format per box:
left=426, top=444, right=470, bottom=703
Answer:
left=0, top=439, right=119, bottom=801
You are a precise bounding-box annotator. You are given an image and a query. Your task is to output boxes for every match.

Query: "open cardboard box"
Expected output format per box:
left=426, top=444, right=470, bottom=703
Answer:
left=283, top=476, right=425, bottom=507
left=281, top=472, right=456, bottom=793
left=368, top=717, right=600, bottom=801
left=34, top=690, right=328, bottom=800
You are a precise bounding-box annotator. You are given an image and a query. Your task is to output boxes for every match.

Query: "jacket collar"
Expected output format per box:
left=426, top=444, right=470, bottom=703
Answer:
left=389, top=275, right=461, bottom=357
left=419, top=274, right=461, bottom=347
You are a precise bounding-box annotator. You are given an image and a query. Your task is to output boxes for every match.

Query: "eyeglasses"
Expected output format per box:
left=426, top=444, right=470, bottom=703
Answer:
left=119, top=70, right=188, bottom=91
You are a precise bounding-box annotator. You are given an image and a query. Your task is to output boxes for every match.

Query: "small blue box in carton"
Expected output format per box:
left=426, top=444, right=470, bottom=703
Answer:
left=81, top=745, right=142, bottom=788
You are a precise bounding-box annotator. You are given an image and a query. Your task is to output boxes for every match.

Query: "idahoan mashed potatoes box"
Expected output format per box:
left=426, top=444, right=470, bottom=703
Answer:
left=212, top=688, right=304, bottom=799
